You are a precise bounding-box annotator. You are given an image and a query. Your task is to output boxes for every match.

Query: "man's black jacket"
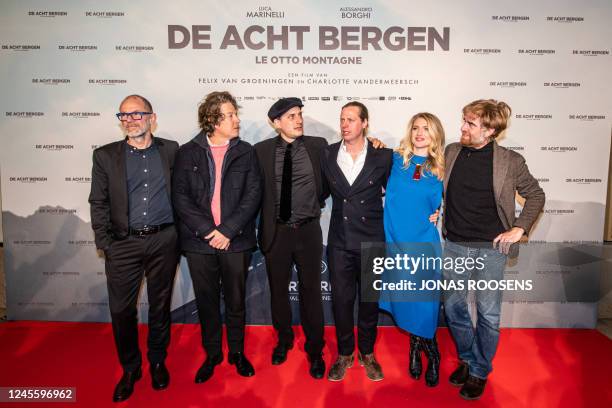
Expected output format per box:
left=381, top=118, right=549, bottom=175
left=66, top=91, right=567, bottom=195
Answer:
left=89, top=136, right=178, bottom=250
left=172, top=131, right=262, bottom=254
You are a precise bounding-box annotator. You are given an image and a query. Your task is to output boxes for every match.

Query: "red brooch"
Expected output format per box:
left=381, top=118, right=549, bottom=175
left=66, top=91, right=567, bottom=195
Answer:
left=412, top=164, right=422, bottom=180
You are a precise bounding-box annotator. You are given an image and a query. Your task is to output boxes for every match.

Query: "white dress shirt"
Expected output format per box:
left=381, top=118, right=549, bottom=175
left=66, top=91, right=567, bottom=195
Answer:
left=337, top=138, right=368, bottom=185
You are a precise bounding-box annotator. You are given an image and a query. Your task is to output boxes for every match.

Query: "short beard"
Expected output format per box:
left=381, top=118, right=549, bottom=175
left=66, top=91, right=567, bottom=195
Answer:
left=127, top=129, right=147, bottom=139
left=461, top=133, right=488, bottom=148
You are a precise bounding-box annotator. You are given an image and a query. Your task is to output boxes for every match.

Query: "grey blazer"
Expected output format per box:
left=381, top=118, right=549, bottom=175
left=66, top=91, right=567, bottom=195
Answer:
left=443, top=141, right=545, bottom=256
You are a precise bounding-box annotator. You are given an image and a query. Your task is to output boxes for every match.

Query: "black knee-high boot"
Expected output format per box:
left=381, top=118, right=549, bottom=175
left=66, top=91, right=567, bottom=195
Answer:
left=421, top=335, right=440, bottom=387
left=409, top=334, right=422, bottom=379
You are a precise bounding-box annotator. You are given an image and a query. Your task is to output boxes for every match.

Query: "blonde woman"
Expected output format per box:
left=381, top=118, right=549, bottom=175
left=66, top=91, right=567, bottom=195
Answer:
left=379, top=112, right=445, bottom=386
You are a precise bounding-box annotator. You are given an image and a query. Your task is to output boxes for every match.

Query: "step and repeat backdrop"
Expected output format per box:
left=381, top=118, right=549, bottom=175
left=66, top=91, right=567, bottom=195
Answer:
left=1, top=0, right=610, bottom=327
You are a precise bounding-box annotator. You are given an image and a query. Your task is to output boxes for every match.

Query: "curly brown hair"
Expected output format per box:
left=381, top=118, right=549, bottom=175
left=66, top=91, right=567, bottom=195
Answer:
left=197, top=91, right=238, bottom=134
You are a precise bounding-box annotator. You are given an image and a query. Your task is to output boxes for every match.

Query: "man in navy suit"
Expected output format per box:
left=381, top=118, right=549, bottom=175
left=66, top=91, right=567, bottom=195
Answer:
left=321, top=102, right=393, bottom=382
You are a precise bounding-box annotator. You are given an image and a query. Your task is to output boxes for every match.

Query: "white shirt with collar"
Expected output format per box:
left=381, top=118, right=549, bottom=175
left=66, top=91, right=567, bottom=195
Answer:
left=337, top=138, right=368, bottom=185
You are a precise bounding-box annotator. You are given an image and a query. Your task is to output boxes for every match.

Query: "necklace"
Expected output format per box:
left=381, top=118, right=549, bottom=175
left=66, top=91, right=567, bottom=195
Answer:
left=412, top=164, right=422, bottom=180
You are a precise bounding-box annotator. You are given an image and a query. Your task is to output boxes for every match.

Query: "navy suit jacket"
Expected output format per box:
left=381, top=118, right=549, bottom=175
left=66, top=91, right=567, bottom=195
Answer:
left=321, top=140, right=393, bottom=250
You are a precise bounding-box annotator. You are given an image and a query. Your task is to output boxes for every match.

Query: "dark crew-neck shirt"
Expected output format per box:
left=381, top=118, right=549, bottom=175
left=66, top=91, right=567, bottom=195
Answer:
left=445, top=141, right=505, bottom=242
left=125, top=141, right=173, bottom=229
left=274, top=136, right=320, bottom=223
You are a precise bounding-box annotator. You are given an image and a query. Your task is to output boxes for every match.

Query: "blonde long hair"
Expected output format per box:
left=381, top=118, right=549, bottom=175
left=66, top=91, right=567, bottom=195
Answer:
left=397, top=112, right=445, bottom=180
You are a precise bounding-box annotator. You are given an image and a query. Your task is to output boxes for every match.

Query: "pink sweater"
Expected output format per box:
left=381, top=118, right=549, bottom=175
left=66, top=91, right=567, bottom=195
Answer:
left=210, top=143, right=228, bottom=226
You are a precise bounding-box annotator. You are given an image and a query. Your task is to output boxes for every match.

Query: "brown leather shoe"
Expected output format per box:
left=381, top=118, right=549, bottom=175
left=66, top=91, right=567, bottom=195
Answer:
left=358, top=352, right=384, bottom=381
left=327, top=353, right=354, bottom=381
left=459, top=375, right=487, bottom=400
left=449, top=361, right=470, bottom=386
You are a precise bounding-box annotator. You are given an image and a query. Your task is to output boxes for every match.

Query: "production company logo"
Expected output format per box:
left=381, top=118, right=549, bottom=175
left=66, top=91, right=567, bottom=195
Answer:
left=289, top=261, right=331, bottom=300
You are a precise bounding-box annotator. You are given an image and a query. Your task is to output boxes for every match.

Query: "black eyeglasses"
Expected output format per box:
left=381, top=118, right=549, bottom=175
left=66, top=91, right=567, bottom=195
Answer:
left=116, top=111, right=152, bottom=121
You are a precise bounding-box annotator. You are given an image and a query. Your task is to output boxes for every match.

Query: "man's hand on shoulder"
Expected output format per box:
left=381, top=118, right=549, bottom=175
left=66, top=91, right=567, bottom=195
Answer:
left=367, top=136, right=387, bottom=149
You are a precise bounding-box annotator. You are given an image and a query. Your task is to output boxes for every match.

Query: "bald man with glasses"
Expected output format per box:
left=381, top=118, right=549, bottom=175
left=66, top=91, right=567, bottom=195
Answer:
left=89, top=95, right=179, bottom=402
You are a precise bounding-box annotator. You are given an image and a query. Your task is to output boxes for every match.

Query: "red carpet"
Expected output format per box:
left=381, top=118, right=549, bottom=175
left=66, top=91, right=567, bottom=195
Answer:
left=0, top=322, right=611, bottom=407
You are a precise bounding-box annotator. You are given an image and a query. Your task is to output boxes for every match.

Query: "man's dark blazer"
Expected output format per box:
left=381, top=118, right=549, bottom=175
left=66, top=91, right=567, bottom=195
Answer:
left=254, top=135, right=328, bottom=253
left=89, top=136, right=179, bottom=250
left=321, top=140, right=393, bottom=250
left=172, top=132, right=262, bottom=254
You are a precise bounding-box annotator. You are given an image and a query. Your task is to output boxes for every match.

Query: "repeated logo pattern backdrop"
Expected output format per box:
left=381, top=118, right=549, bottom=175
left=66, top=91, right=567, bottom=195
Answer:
left=1, top=0, right=610, bottom=327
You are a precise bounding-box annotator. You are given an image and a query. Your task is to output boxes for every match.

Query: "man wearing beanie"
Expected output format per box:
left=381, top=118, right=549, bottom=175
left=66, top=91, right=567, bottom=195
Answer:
left=254, top=97, right=328, bottom=379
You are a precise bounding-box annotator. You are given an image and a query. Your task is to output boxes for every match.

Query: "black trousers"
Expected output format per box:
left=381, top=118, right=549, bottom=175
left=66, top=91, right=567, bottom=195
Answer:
left=327, top=246, right=379, bottom=356
left=185, top=251, right=251, bottom=356
left=264, top=220, right=324, bottom=356
left=104, top=226, right=179, bottom=372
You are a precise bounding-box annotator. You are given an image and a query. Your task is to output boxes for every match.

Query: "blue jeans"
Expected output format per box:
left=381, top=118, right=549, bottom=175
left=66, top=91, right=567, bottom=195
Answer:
left=442, top=240, right=507, bottom=379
